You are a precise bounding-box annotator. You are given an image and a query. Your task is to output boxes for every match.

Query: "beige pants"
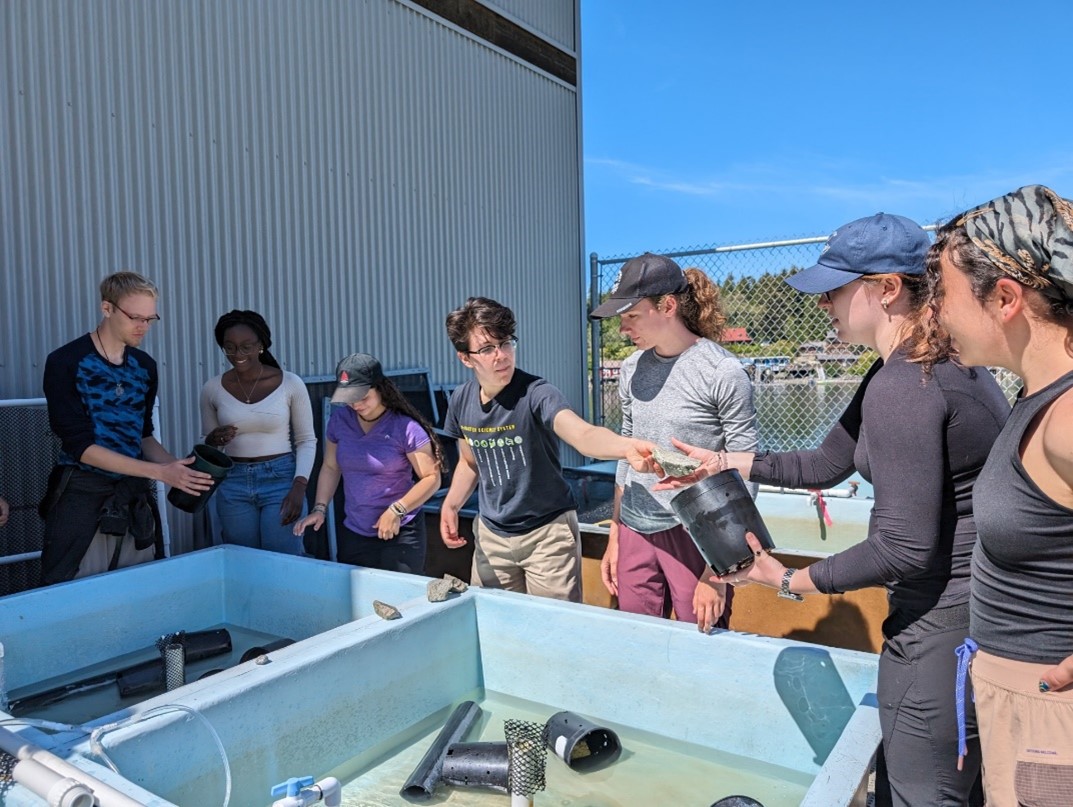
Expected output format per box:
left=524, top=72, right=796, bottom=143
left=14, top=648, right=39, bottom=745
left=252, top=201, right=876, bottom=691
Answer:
left=971, top=649, right=1073, bottom=807
left=471, top=511, right=581, bottom=602
left=75, top=529, right=157, bottom=579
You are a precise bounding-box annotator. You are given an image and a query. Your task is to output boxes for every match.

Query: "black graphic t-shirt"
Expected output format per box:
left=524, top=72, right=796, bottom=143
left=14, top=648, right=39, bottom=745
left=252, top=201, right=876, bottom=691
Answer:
left=44, top=333, right=158, bottom=476
left=444, top=368, right=576, bottom=536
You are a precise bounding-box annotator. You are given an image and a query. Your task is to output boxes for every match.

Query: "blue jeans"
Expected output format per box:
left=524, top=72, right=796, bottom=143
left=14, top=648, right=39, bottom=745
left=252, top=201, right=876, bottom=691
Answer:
left=215, top=454, right=305, bottom=556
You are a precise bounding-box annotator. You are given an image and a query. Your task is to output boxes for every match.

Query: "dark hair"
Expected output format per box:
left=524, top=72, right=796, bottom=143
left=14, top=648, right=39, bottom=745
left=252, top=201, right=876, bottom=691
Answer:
left=214, top=310, right=281, bottom=368
left=374, top=377, right=445, bottom=469
left=445, top=297, right=516, bottom=353
left=927, top=222, right=1073, bottom=325
left=646, top=267, right=726, bottom=341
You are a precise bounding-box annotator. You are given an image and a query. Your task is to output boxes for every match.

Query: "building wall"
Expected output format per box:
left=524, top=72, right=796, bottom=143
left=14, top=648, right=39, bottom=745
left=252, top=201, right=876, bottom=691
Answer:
left=1, top=0, right=584, bottom=551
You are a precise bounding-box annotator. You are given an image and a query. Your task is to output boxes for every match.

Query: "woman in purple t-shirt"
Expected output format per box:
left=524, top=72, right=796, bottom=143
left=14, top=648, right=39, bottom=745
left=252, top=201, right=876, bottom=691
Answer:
left=294, top=353, right=442, bottom=573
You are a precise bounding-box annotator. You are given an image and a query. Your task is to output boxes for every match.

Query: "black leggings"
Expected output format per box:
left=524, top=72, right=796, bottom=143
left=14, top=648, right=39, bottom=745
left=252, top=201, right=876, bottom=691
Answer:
left=875, top=603, right=983, bottom=807
left=336, top=516, right=426, bottom=575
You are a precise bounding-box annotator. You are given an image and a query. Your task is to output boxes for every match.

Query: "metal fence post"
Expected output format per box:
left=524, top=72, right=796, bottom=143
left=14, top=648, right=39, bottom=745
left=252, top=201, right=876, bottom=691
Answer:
left=588, top=252, right=603, bottom=427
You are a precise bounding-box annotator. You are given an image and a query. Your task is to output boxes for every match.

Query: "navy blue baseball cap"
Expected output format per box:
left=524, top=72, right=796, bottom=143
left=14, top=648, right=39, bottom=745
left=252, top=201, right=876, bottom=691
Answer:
left=786, top=213, right=930, bottom=294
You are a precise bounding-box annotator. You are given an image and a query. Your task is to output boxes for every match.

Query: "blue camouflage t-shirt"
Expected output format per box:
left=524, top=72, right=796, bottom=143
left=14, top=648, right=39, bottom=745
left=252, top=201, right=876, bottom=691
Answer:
left=44, top=333, right=157, bottom=476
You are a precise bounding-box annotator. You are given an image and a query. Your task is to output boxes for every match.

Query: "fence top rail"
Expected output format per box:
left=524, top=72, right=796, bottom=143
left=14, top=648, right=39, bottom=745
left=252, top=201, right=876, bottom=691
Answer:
left=592, top=224, right=938, bottom=266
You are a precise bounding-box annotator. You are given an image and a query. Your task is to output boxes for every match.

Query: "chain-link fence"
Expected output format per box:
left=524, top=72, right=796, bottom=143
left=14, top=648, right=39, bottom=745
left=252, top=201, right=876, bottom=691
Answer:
left=588, top=234, right=1021, bottom=453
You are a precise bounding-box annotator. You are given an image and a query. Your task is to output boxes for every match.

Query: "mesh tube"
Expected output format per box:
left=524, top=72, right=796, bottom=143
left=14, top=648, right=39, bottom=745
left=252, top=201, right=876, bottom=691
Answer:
left=162, top=643, right=185, bottom=691
left=504, top=719, right=547, bottom=800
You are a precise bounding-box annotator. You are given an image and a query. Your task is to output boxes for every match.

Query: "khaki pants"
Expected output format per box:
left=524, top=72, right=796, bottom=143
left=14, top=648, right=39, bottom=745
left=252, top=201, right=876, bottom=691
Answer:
left=971, top=649, right=1073, bottom=807
left=471, top=511, right=581, bottom=602
left=75, top=530, right=157, bottom=579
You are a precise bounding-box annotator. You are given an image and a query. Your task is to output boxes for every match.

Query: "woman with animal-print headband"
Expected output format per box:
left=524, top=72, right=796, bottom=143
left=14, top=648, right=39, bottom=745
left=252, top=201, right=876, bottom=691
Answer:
left=929, top=185, right=1073, bottom=807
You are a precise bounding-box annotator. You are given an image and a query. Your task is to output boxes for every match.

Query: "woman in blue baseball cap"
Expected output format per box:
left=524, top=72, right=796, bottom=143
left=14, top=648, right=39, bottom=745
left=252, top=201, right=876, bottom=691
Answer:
left=927, top=185, right=1073, bottom=806
left=660, top=212, right=1009, bottom=806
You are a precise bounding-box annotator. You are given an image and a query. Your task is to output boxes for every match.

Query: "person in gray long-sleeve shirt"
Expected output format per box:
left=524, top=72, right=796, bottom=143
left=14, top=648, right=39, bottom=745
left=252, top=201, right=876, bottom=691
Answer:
left=663, top=214, right=1009, bottom=807
left=590, top=253, right=758, bottom=632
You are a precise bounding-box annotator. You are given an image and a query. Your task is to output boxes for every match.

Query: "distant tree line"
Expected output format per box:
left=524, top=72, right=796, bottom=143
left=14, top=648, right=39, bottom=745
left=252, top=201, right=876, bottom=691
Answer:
left=596, top=267, right=835, bottom=362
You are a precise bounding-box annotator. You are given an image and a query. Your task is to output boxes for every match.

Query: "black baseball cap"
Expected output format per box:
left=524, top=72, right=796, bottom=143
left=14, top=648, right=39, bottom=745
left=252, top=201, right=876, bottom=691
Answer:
left=589, top=253, right=688, bottom=319
left=330, top=353, right=384, bottom=404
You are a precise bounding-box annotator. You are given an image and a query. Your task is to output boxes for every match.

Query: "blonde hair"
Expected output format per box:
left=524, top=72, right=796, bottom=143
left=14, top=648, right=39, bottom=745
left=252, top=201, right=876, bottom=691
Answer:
left=100, top=271, right=158, bottom=303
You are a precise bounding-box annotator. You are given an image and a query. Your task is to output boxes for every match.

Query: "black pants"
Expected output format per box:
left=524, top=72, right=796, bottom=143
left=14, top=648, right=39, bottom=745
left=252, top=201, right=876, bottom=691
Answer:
left=875, top=603, right=983, bottom=807
left=336, top=516, right=426, bottom=575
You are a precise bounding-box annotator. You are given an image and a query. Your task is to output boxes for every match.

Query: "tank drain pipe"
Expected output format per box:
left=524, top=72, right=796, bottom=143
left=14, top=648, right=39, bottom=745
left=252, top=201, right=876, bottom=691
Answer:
left=0, top=725, right=145, bottom=807
left=270, top=775, right=342, bottom=806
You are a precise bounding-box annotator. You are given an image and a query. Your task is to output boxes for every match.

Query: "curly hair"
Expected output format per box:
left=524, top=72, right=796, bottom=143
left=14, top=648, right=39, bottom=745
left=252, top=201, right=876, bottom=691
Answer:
left=645, top=267, right=726, bottom=341
left=213, top=309, right=281, bottom=369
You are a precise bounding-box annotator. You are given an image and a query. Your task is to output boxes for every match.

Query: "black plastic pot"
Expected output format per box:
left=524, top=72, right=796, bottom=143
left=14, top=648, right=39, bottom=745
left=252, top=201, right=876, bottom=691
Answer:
left=167, top=443, right=234, bottom=514
left=669, top=469, right=775, bottom=576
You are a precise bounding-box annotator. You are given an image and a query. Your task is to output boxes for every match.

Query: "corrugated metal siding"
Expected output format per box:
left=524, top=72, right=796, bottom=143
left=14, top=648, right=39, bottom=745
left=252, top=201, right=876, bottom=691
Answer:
left=1, top=0, right=584, bottom=551
left=480, top=0, right=578, bottom=53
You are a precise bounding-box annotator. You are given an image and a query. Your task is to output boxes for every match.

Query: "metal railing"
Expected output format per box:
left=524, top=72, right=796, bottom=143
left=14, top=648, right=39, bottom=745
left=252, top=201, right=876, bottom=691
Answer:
left=588, top=231, right=1020, bottom=453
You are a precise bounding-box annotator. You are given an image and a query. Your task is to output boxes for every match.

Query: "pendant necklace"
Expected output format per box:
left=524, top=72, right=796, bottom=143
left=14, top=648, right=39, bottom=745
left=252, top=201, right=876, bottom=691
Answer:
left=235, top=365, right=264, bottom=404
left=95, top=326, right=125, bottom=399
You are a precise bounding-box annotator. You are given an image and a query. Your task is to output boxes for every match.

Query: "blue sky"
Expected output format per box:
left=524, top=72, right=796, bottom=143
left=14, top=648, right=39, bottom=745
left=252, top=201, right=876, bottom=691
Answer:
left=580, top=0, right=1073, bottom=259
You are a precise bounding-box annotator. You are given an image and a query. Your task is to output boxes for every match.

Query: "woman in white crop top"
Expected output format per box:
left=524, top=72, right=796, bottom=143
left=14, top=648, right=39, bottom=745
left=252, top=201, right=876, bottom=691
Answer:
left=200, top=310, right=316, bottom=555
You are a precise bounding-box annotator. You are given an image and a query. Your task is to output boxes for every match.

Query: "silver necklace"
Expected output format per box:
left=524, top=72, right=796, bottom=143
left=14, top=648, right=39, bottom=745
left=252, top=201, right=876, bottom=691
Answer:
left=234, top=365, right=264, bottom=403
left=94, top=326, right=125, bottom=398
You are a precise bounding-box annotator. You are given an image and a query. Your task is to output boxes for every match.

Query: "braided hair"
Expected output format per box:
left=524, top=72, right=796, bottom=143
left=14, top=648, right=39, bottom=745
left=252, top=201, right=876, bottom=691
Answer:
left=213, top=309, right=281, bottom=368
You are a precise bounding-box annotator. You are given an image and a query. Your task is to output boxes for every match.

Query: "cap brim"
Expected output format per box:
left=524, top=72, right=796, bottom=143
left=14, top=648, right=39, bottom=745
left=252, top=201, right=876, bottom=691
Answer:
left=589, top=296, right=643, bottom=319
left=784, top=264, right=862, bottom=294
left=330, top=384, right=371, bottom=404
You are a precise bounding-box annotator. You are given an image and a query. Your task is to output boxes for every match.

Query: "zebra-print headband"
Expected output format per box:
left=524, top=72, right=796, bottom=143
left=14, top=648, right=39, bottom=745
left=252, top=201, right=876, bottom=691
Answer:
left=956, top=184, right=1073, bottom=304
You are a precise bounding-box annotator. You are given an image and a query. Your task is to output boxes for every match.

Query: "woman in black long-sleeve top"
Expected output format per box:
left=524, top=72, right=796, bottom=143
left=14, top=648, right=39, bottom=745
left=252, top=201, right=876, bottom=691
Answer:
left=664, top=213, right=1010, bottom=807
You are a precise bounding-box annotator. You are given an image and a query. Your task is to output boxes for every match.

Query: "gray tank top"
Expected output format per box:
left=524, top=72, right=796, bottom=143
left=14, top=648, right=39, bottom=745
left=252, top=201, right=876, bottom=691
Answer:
left=971, top=370, right=1073, bottom=664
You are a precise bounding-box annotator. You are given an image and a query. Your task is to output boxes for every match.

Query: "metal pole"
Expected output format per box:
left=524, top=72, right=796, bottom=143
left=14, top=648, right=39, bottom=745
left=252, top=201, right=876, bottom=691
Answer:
left=588, top=252, right=603, bottom=427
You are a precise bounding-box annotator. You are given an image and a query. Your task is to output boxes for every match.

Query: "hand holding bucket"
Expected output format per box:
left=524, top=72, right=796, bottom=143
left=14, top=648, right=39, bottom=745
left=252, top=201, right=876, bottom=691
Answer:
left=669, top=469, right=775, bottom=577
left=166, top=444, right=234, bottom=514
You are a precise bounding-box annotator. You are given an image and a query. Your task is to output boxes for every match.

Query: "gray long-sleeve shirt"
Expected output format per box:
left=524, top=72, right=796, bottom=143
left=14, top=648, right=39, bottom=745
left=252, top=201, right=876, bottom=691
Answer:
left=617, top=339, right=759, bottom=533
left=751, top=351, right=1009, bottom=615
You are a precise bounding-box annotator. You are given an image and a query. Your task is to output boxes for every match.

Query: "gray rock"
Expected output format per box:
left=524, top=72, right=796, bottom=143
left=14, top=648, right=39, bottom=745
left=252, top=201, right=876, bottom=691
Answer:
left=651, top=446, right=700, bottom=477
left=427, top=579, right=453, bottom=602
left=443, top=573, right=469, bottom=593
left=373, top=600, right=402, bottom=620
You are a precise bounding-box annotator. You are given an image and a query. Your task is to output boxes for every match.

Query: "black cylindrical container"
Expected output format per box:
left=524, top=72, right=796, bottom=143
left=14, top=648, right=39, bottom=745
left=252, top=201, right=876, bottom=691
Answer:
left=440, top=742, right=510, bottom=792
left=167, top=444, right=234, bottom=514
left=545, top=711, right=621, bottom=771
left=669, top=469, right=775, bottom=576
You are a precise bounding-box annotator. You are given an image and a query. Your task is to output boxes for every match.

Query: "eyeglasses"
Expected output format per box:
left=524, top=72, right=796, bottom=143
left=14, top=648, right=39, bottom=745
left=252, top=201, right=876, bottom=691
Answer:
left=466, top=337, right=518, bottom=358
left=222, top=342, right=261, bottom=356
left=111, top=302, right=161, bottom=325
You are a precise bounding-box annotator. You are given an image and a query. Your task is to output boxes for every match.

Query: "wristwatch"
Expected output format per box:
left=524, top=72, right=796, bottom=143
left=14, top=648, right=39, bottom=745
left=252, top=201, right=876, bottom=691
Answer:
left=777, top=568, right=804, bottom=602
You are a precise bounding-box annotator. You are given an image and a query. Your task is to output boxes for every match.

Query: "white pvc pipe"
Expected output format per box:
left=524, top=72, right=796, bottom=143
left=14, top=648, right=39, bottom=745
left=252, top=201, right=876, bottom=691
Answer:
left=0, top=727, right=146, bottom=807
left=12, top=757, right=95, bottom=807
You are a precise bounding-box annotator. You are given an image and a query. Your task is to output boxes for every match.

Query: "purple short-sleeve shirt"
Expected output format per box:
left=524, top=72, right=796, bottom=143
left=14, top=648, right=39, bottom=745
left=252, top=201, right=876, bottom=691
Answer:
left=326, top=407, right=430, bottom=537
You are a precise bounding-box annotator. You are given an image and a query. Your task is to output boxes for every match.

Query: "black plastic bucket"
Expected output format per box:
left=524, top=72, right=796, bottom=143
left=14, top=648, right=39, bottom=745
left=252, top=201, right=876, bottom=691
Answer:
left=545, top=711, right=621, bottom=771
left=167, top=444, right=234, bottom=514
left=669, top=469, right=775, bottom=576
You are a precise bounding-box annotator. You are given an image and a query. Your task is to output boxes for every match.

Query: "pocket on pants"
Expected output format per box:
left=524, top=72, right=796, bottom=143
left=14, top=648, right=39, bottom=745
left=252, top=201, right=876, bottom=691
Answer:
left=1014, top=757, right=1073, bottom=807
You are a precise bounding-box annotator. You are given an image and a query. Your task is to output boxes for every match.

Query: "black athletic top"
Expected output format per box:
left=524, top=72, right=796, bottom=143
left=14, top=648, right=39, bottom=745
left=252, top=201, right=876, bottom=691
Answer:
left=970, top=370, right=1073, bottom=664
left=751, top=349, right=1010, bottom=616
